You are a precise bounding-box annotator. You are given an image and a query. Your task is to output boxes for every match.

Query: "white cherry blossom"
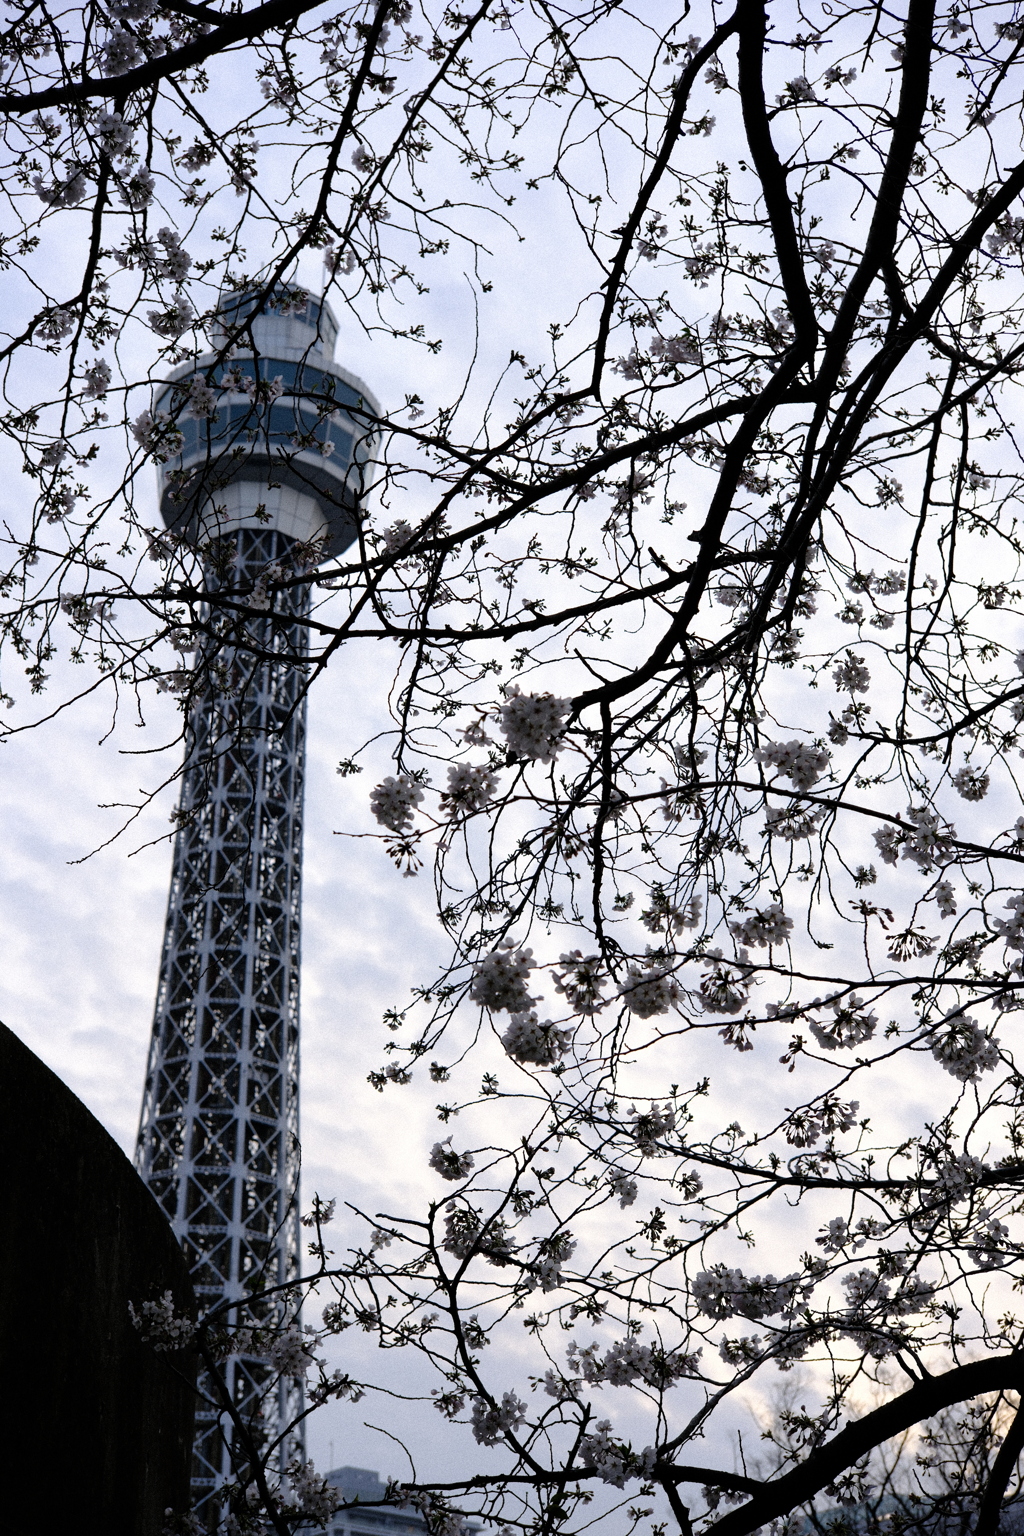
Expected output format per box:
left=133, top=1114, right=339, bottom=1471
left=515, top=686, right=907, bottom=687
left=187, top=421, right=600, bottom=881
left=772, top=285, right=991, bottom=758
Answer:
left=369, top=774, right=424, bottom=833
left=429, top=1140, right=475, bottom=1181
left=470, top=940, right=536, bottom=1013
left=498, top=685, right=570, bottom=763
left=929, top=1015, right=1001, bottom=1082
left=500, top=1010, right=572, bottom=1065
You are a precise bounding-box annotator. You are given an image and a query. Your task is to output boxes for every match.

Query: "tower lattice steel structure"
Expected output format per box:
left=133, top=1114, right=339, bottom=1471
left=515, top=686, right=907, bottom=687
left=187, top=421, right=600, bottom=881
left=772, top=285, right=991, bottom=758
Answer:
left=135, top=291, right=378, bottom=1514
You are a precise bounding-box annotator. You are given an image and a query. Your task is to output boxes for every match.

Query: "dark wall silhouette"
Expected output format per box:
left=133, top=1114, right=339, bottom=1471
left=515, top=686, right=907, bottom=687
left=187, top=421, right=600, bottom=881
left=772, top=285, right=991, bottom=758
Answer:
left=0, top=1021, right=196, bottom=1536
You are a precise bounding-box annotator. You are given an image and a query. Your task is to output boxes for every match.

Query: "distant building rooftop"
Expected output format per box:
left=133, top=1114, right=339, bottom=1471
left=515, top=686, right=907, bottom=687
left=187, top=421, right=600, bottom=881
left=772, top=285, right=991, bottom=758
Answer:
left=325, top=1467, right=480, bottom=1536
left=326, top=1467, right=429, bottom=1536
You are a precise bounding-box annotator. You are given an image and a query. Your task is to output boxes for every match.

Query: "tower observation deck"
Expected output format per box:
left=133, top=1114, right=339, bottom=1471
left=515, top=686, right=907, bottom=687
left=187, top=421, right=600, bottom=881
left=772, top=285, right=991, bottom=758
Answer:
left=135, top=290, right=379, bottom=1514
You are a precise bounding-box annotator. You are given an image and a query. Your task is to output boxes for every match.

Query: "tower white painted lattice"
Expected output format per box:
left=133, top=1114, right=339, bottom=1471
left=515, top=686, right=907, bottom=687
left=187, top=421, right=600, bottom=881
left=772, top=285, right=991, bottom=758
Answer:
left=135, top=291, right=378, bottom=1513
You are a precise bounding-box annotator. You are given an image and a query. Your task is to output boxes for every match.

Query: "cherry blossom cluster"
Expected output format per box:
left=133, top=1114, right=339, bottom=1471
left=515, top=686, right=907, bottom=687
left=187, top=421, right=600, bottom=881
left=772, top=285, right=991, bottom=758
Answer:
left=218, top=368, right=284, bottom=404
left=754, top=738, right=830, bottom=790
left=841, top=1266, right=934, bottom=1320
left=82, top=358, right=112, bottom=399
left=621, top=959, right=683, bottom=1017
left=96, top=109, right=134, bottom=160
left=128, top=1289, right=196, bottom=1350
left=116, top=164, right=156, bottom=210
left=566, top=1334, right=701, bottom=1390
left=155, top=668, right=191, bottom=697
left=969, top=1212, right=1015, bottom=1270
left=471, top=1391, right=527, bottom=1447
left=281, top=1459, right=340, bottom=1523
left=144, top=527, right=183, bottom=564
left=873, top=806, right=956, bottom=874
left=551, top=950, right=608, bottom=1013
left=803, top=993, right=879, bottom=1051
left=462, top=716, right=491, bottom=747
left=228, top=1321, right=321, bottom=1379
left=443, top=762, right=499, bottom=815
left=579, top=1422, right=655, bottom=1488
left=630, top=1102, right=677, bottom=1155
left=991, top=893, right=1024, bottom=950
left=699, top=950, right=752, bottom=1015
left=131, top=409, right=184, bottom=461
left=692, top=1265, right=805, bottom=1321
left=370, top=774, right=424, bottom=834
left=246, top=572, right=273, bottom=612
left=117, top=225, right=192, bottom=283
left=308, top=1370, right=366, bottom=1409
left=718, top=1334, right=765, bottom=1366
left=779, top=74, right=817, bottom=104
left=300, top=1195, right=336, bottom=1228
left=429, top=1140, right=475, bottom=1181
left=993, top=962, right=1024, bottom=1013
left=381, top=519, right=416, bottom=555
left=928, top=1014, right=1001, bottom=1081
left=44, top=484, right=77, bottom=523
left=147, top=293, right=194, bottom=339
left=989, top=211, right=1024, bottom=255
left=639, top=890, right=703, bottom=934
left=833, top=653, right=871, bottom=692
left=500, top=1010, right=573, bottom=1066
left=102, top=26, right=145, bottom=76
left=469, top=940, right=536, bottom=1013
left=729, top=902, right=792, bottom=948
left=394, top=1492, right=468, bottom=1536
left=267, top=1325, right=317, bottom=1377
left=530, top=1231, right=577, bottom=1292
left=183, top=375, right=218, bottom=420
left=442, top=1204, right=515, bottom=1265
left=608, top=1168, right=638, bottom=1207
left=497, top=685, right=570, bottom=763
left=826, top=701, right=869, bottom=747
left=952, top=763, right=990, bottom=801
left=650, top=330, right=701, bottom=366
left=784, top=1095, right=860, bottom=1147
left=934, top=1152, right=986, bottom=1197
left=843, top=567, right=904, bottom=598
left=441, top=1206, right=481, bottom=1260
left=816, top=1215, right=886, bottom=1254
left=32, top=168, right=88, bottom=210
left=60, top=594, right=114, bottom=631
left=540, top=1368, right=575, bottom=1402
left=765, top=803, right=826, bottom=840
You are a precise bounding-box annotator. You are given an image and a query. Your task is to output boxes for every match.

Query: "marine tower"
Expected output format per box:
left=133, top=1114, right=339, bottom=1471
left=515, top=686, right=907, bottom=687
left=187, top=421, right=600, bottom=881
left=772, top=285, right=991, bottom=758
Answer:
left=135, top=290, right=378, bottom=1509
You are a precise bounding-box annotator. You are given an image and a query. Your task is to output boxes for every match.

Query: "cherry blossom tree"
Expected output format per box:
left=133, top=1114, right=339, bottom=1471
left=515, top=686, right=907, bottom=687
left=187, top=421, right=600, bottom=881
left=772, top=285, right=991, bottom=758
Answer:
left=13, top=0, right=1024, bottom=1533
left=748, top=1375, right=1024, bottom=1536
